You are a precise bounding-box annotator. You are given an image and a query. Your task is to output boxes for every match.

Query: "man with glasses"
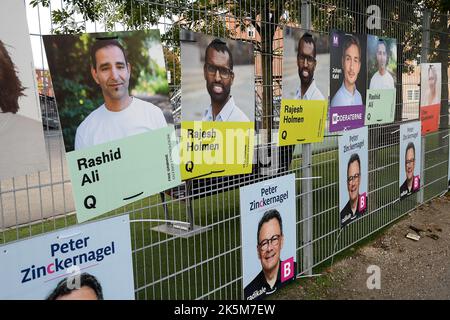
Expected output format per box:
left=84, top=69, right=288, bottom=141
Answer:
left=400, top=142, right=417, bottom=199
left=340, top=153, right=365, bottom=227
left=201, top=38, right=249, bottom=122
left=244, top=209, right=295, bottom=300
left=331, top=35, right=363, bottom=107
left=295, top=33, right=324, bottom=100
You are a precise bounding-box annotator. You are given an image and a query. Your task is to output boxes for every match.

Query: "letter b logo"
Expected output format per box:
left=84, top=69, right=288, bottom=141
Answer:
left=281, top=257, right=294, bottom=283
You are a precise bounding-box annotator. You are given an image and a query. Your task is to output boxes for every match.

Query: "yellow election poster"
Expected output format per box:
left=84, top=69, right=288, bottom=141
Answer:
left=180, top=121, right=254, bottom=180
left=278, top=99, right=327, bottom=146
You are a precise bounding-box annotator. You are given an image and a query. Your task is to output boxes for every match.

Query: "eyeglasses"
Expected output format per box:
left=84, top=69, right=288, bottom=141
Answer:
left=347, top=173, right=360, bottom=183
left=258, top=234, right=281, bottom=251
left=204, top=63, right=233, bottom=79
left=297, top=54, right=316, bottom=65
left=405, top=158, right=415, bottom=165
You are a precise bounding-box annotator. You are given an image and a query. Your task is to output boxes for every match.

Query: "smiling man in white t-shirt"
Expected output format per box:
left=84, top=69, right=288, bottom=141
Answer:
left=75, top=38, right=167, bottom=150
left=369, top=39, right=395, bottom=90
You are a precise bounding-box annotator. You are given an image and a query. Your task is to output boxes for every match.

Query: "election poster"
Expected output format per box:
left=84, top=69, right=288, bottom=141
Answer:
left=0, top=215, right=134, bottom=300
left=329, top=30, right=367, bottom=132
left=338, top=126, right=368, bottom=228
left=43, top=31, right=181, bottom=222
left=180, top=121, right=254, bottom=180
left=0, top=0, right=48, bottom=180
left=420, top=63, right=441, bottom=134
left=179, top=30, right=255, bottom=179
left=66, top=126, right=180, bottom=223
left=365, top=35, right=397, bottom=125
left=240, top=174, right=297, bottom=300
left=399, top=121, right=421, bottom=200
left=279, top=27, right=328, bottom=146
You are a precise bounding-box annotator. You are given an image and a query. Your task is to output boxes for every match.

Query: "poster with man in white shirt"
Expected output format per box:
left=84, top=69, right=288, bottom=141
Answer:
left=43, top=31, right=182, bottom=223
left=180, top=31, right=254, bottom=122
left=43, top=31, right=170, bottom=152
left=279, top=27, right=328, bottom=146
left=365, top=35, right=397, bottom=125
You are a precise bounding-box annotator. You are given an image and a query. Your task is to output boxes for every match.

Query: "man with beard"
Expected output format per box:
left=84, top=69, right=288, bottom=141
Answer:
left=400, top=142, right=419, bottom=199
left=369, top=39, right=395, bottom=90
left=74, top=38, right=167, bottom=150
left=201, top=39, right=249, bottom=122
left=340, top=153, right=366, bottom=227
left=295, top=33, right=324, bottom=100
left=331, top=35, right=363, bottom=107
left=244, top=209, right=295, bottom=300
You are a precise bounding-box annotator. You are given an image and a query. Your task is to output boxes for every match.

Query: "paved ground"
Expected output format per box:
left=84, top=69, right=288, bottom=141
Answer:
left=274, top=193, right=450, bottom=300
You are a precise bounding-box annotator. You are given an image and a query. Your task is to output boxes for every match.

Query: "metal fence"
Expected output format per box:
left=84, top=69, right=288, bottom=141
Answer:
left=0, top=0, right=449, bottom=300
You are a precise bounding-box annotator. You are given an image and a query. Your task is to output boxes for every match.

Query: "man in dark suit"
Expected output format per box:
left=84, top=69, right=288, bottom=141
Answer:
left=400, top=142, right=418, bottom=199
left=340, top=153, right=366, bottom=227
left=244, top=209, right=296, bottom=300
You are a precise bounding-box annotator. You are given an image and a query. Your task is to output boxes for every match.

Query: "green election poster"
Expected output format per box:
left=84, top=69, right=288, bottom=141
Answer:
left=67, top=126, right=181, bottom=222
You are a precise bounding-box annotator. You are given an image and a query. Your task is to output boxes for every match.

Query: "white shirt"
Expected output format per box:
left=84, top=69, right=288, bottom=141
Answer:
left=75, top=97, right=167, bottom=150
left=295, top=80, right=325, bottom=100
left=202, top=96, right=250, bottom=122
left=330, top=83, right=363, bottom=107
left=369, top=70, right=395, bottom=89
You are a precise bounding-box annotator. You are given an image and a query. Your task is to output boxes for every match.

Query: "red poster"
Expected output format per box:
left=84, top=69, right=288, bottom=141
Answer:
left=420, top=104, right=440, bottom=134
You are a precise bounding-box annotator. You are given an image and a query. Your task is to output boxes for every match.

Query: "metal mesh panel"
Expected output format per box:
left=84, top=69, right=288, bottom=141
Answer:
left=0, top=0, right=448, bottom=300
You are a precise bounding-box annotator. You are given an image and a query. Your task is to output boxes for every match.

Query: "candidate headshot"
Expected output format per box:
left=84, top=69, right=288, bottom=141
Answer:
left=340, top=153, right=363, bottom=227
left=369, top=39, right=395, bottom=90
left=201, top=39, right=249, bottom=122
left=46, top=273, right=104, bottom=300
left=400, top=142, right=416, bottom=199
left=331, top=35, right=363, bottom=107
left=74, top=37, right=167, bottom=150
left=0, top=39, right=25, bottom=114
left=244, top=209, right=285, bottom=300
left=296, top=33, right=324, bottom=100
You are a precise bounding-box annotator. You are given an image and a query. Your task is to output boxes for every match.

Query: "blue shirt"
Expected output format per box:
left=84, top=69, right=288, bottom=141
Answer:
left=331, top=83, right=363, bottom=107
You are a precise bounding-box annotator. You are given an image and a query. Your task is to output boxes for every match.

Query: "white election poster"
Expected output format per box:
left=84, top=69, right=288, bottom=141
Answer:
left=0, top=215, right=134, bottom=300
left=240, top=173, right=297, bottom=300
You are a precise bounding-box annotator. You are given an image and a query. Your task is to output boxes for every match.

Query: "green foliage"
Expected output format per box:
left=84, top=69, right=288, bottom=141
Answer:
left=133, top=60, right=169, bottom=96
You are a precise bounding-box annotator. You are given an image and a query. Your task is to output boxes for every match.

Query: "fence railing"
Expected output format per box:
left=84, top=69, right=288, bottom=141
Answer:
left=1, top=0, right=448, bottom=300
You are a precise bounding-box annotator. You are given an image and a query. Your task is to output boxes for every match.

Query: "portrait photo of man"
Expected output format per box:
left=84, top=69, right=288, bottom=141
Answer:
left=295, top=33, right=325, bottom=100
left=244, top=209, right=287, bottom=300
left=400, top=142, right=417, bottom=199
left=340, top=153, right=367, bottom=227
left=46, top=273, right=104, bottom=300
left=369, top=38, right=395, bottom=90
left=181, top=31, right=254, bottom=122
left=74, top=38, right=167, bottom=150
left=331, top=35, right=364, bottom=107
left=43, top=30, right=171, bottom=152
left=201, top=39, right=249, bottom=122
left=282, top=27, right=329, bottom=101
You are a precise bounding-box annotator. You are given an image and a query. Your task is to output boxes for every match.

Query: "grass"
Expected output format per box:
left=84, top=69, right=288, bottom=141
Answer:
left=1, top=133, right=448, bottom=300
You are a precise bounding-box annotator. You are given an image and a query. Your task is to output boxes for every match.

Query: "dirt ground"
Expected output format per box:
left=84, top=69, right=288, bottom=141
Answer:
left=275, top=193, right=450, bottom=300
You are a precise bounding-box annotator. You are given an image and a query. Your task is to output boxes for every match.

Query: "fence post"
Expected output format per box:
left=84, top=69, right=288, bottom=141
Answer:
left=419, top=10, right=430, bottom=204
left=301, top=0, right=313, bottom=276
